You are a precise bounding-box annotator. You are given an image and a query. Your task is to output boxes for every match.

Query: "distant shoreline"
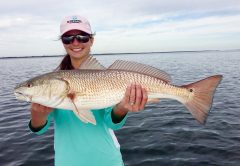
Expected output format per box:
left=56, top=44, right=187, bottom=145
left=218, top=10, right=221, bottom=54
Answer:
left=0, top=49, right=239, bottom=59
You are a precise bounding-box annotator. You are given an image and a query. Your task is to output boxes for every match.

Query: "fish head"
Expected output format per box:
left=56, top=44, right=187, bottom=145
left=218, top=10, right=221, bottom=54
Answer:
left=14, top=73, right=69, bottom=105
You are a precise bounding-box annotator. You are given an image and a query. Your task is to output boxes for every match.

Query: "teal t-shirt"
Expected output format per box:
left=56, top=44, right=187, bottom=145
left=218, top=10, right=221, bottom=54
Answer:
left=29, top=107, right=127, bottom=166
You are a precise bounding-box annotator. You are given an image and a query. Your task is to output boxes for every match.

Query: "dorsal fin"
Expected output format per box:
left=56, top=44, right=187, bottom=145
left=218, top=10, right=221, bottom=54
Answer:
left=108, top=60, right=171, bottom=83
left=79, top=56, right=106, bottom=70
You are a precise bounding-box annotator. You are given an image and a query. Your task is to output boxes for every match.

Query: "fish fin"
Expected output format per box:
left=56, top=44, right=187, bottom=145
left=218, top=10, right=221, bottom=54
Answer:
left=71, top=101, right=97, bottom=125
left=67, top=92, right=96, bottom=125
left=79, top=55, right=106, bottom=70
left=147, top=98, right=160, bottom=103
left=181, top=75, right=223, bottom=124
left=108, top=60, right=171, bottom=83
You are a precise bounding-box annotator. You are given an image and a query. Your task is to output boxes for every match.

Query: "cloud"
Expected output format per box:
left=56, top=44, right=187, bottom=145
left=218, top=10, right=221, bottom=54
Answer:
left=0, top=0, right=240, bottom=57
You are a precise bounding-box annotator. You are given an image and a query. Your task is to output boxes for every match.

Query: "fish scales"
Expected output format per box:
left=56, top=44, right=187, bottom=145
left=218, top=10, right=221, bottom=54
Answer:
left=57, top=70, right=190, bottom=104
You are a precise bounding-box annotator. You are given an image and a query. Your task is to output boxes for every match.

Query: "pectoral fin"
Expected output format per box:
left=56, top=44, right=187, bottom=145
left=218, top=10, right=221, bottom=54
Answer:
left=69, top=97, right=96, bottom=125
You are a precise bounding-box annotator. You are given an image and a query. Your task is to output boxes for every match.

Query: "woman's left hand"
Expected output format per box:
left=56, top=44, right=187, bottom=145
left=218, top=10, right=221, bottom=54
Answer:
left=114, top=83, right=148, bottom=116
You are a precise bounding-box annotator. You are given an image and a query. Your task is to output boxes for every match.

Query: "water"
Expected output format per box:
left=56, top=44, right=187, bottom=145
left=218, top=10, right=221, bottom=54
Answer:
left=0, top=51, right=240, bottom=166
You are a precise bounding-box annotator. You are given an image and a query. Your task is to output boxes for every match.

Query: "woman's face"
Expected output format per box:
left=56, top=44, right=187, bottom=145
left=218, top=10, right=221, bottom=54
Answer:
left=62, top=30, right=94, bottom=60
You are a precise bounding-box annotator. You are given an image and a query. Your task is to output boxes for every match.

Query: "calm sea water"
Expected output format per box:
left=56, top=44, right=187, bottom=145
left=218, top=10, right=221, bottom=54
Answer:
left=0, top=51, right=239, bottom=166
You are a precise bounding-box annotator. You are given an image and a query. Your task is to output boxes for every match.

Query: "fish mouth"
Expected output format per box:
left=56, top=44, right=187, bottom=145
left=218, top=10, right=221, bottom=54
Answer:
left=14, top=91, right=31, bottom=102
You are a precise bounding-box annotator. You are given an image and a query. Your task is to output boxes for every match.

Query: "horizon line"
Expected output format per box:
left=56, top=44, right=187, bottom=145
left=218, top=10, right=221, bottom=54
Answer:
left=0, top=48, right=239, bottom=60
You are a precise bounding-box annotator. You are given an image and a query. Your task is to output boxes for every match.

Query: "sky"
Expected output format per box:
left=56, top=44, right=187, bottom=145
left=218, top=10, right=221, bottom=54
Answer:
left=0, top=0, right=240, bottom=57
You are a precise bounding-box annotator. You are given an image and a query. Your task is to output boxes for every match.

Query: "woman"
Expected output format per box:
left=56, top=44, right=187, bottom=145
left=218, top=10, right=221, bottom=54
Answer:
left=29, top=15, right=148, bottom=166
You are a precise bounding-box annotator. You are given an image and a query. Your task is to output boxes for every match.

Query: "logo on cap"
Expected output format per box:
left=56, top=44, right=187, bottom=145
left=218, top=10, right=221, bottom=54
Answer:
left=67, top=16, right=82, bottom=24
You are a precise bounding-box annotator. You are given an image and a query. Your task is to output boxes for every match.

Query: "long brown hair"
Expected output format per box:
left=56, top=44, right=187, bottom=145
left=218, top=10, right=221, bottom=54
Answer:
left=57, top=54, right=74, bottom=70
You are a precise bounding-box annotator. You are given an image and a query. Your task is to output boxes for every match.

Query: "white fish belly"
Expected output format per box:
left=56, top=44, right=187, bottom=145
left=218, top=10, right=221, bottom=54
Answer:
left=55, top=91, right=125, bottom=110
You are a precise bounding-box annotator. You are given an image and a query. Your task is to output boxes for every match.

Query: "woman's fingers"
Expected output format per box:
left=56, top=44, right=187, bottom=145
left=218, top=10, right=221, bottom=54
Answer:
left=123, top=85, right=131, bottom=105
left=118, top=83, right=148, bottom=113
left=139, top=87, right=148, bottom=110
left=134, top=84, right=142, bottom=106
left=131, top=84, right=141, bottom=112
left=31, top=103, right=53, bottom=114
left=127, top=83, right=147, bottom=112
left=129, top=83, right=136, bottom=106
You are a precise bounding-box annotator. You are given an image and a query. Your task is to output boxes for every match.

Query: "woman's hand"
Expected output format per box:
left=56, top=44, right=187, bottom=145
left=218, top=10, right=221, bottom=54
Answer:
left=113, top=83, right=148, bottom=121
left=30, top=103, right=53, bottom=128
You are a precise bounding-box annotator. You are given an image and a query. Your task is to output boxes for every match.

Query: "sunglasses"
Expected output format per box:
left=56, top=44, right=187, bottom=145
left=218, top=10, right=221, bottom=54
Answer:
left=61, top=35, right=91, bottom=44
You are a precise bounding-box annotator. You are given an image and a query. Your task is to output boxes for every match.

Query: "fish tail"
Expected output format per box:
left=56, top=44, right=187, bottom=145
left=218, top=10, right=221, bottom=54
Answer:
left=181, top=75, right=223, bottom=124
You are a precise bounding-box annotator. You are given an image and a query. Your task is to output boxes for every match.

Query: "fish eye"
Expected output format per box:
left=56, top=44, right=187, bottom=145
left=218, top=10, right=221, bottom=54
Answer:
left=27, top=83, right=32, bottom=88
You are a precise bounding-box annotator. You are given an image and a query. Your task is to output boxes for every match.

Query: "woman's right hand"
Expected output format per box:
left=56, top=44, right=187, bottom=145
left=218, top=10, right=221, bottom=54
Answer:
left=30, top=103, right=53, bottom=128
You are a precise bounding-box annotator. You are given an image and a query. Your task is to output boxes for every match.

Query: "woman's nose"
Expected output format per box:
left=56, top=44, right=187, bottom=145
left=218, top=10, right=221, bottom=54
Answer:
left=72, top=38, right=80, bottom=45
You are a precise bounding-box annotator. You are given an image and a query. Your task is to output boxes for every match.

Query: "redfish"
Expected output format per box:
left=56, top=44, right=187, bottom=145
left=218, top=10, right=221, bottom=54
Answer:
left=14, top=57, right=222, bottom=125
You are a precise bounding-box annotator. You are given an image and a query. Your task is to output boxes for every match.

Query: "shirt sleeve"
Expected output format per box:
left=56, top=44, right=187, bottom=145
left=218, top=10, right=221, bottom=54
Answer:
left=28, top=111, right=54, bottom=135
left=104, top=106, right=128, bottom=130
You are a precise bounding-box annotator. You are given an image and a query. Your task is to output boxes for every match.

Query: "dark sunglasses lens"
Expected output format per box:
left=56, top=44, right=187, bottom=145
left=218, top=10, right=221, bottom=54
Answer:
left=61, top=36, right=74, bottom=44
left=76, top=35, right=90, bottom=43
left=61, top=35, right=90, bottom=44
